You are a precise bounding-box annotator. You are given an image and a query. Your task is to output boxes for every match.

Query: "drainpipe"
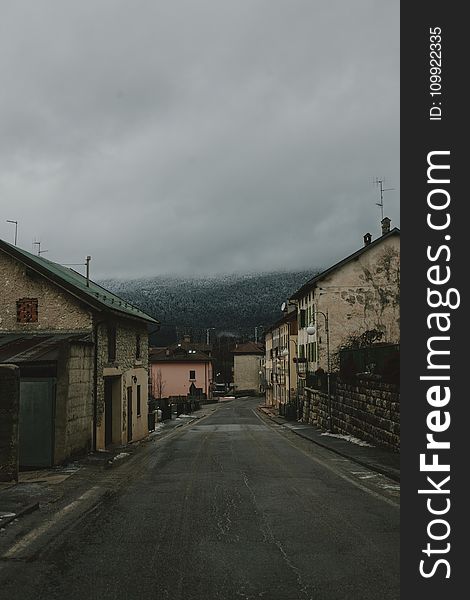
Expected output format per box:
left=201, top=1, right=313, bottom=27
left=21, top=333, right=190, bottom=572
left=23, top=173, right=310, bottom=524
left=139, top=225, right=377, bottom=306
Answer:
left=92, top=319, right=104, bottom=452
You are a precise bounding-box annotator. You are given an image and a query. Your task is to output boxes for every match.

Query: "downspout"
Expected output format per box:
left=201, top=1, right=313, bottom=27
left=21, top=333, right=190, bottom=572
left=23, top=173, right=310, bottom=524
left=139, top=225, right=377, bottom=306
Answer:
left=92, top=319, right=105, bottom=452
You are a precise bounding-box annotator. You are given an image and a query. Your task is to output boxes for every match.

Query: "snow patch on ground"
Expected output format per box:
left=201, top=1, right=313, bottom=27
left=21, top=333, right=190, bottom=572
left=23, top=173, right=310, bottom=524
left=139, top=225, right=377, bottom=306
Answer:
left=176, top=414, right=193, bottom=419
left=320, top=432, right=374, bottom=447
left=149, top=423, right=166, bottom=436
left=113, top=452, right=130, bottom=461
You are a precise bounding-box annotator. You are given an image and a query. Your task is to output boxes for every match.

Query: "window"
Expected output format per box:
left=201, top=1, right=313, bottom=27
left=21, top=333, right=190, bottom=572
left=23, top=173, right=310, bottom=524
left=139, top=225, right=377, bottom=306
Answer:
left=17, top=298, right=38, bottom=323
left=299, top=309, right=306, bottom=328
left=136, top=334, right=141, bottom=360
left=189, top=370, right=196, bottom=380
left=137, top=385, right=141, bottom=416
left=107, top=325, right=116, bottom=362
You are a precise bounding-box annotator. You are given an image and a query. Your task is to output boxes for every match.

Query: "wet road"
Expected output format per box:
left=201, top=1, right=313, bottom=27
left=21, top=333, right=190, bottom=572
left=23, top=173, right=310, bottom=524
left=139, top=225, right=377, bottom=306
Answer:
left=0, top=398, right=399, bottom=599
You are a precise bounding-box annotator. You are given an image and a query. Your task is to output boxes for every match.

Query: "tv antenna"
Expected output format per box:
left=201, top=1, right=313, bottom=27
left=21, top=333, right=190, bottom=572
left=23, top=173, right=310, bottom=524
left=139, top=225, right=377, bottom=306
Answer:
left=6, top=220, right=18, bottom=245
left=373, top=177, right=394, bottom=220
left=33, top=240, right=48, bottom=256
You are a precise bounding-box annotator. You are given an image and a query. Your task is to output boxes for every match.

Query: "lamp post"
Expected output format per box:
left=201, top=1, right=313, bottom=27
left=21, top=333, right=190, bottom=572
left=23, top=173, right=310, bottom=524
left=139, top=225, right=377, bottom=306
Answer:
left=307, top=310, right=332, bottom=431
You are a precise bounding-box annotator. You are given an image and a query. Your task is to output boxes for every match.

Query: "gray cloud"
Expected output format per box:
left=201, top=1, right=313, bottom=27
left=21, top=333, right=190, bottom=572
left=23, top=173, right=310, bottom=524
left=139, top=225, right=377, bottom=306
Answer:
left=0, top=0, right=399, bottom=278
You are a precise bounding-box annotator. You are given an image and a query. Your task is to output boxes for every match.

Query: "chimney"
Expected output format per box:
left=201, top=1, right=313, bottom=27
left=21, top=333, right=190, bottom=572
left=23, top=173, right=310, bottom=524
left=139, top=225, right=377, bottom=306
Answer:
left=381, top=217, right=391, bottom=235
left=363, top=233, right=372, bottom=246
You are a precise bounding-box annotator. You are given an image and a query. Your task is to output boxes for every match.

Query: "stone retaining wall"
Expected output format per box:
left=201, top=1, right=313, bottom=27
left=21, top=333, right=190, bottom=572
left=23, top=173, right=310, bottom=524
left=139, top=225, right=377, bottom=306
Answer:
left=303, top=377, right=400, bottom=451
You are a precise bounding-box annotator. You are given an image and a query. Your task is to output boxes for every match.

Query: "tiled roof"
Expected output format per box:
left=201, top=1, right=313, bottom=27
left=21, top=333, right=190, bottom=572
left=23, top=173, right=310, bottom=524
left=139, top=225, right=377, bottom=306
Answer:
left=0, top=238, right=158, bottom=324
left=149, top=346, right=212, bottom=363
left=233, top=341, right=264, bottom=355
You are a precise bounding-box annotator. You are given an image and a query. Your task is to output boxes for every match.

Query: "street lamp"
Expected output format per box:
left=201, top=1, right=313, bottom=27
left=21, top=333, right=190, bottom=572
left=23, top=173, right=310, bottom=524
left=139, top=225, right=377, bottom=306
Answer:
left=307, top=311, right=332, bottom=431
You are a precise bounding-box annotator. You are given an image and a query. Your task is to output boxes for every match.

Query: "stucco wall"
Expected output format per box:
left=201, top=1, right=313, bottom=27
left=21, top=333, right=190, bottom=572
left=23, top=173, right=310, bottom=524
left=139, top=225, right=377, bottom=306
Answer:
left=0, top=250, right=93, bottom=333
left=297, top=235, right=400, bottom=373
left=150, top=361, right=212, bottom=398
left=234, top=354, right=263, bottom=393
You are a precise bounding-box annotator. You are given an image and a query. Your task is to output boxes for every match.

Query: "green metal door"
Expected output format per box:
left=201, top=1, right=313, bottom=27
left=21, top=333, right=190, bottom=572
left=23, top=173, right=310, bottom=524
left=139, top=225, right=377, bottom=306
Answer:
left=19, top=378, right=55, bottom=468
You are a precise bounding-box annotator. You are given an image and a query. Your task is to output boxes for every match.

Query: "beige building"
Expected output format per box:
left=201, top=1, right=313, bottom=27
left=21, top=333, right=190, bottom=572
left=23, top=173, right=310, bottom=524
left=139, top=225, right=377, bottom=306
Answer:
left=232, top=341, right=264, bottom=395
left=0, top=239, right=158, bottom=466
left=264, top=310, right=298, bottom=411
left=290, top=219, right=400, bottom=397
left=264, top=331, right=273, bottom=406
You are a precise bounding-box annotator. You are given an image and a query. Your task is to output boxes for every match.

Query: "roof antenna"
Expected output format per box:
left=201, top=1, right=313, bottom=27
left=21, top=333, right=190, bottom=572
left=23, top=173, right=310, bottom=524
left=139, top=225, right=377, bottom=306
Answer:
left=6, top=220, right=18, bottom=245
left=86, top=256, right=91, bottom=287
left=33, top=240, right=48, bottom=256
left=373, top=177, right=394, bottom=221
left=62, top=256, right=92, bottom=286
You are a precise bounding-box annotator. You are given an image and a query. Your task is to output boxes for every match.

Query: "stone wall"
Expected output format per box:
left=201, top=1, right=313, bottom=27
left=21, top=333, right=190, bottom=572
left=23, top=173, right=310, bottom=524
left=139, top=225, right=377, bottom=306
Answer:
left=95, top=318, right=149, bottom=448
left=0, top=251, right=93, bottom=333
left=53, top=341, right=94, bottom=463
left=303, top=377, right=400, bottom=451
left=0, top=365, right=19, bottom=481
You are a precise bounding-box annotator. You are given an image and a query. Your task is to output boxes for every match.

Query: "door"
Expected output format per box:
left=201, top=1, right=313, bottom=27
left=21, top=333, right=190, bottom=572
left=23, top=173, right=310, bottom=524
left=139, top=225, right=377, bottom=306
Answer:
left=19, top=378, right=55, bottom=468
left=104, top=378, right=113, bottom=447
left=127, top=386, right=133, bottom=443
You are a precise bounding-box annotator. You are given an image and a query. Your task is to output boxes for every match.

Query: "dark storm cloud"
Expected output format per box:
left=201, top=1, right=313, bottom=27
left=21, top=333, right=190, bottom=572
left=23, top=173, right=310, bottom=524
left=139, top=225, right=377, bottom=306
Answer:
left=0, top=0, right=399, bottom=278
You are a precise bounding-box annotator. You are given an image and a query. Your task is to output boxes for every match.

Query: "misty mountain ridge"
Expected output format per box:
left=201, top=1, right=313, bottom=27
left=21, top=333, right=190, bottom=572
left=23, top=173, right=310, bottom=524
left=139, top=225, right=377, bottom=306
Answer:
left=100, top=270, right=318, bottom=344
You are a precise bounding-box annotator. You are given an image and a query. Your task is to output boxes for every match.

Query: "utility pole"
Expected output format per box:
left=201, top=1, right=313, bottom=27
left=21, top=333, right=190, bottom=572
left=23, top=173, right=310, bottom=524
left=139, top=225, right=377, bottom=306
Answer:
left=6, top=220, right=18, bottom=245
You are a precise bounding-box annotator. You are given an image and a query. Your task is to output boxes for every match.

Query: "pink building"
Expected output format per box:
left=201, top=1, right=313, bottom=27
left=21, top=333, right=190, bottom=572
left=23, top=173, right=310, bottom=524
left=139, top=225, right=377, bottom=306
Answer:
left=149, top=344, right=213, bottom=400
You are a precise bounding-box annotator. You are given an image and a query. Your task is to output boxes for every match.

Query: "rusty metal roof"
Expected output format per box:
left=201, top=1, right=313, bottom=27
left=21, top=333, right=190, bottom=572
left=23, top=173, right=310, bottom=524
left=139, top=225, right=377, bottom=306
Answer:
left=0, top=333, right=92, bottom=363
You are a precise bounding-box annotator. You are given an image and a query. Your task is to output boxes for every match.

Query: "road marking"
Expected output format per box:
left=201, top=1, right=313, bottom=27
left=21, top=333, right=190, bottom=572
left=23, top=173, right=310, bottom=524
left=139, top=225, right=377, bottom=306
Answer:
left=252, top=409, right=400, bottom=509
left=3, top=486, right=101, bottom=559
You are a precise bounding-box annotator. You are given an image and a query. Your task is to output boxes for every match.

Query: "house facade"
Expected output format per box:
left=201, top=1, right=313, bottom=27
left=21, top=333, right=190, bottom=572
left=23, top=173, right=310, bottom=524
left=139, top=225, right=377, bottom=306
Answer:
left=149, top=344, right=213, bottom=400
left=264, top=309, right=298, bottom=411
left=232, top=341, right=264, bottom=395
left=0, top=239, right=158, bottom=467
left=290, top=219, right=400, bottom=402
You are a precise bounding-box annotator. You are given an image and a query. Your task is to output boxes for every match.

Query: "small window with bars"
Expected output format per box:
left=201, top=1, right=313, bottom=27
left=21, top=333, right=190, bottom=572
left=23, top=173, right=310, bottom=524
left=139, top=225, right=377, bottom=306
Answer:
left=17, top=298, right=38, bottom=323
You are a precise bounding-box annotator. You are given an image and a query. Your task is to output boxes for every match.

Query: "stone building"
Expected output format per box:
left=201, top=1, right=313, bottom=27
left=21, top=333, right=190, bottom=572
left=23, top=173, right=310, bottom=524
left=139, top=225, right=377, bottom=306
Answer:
left=232, top=341, right=264, bottom=395
left=0, top=239, right=158, bottom=467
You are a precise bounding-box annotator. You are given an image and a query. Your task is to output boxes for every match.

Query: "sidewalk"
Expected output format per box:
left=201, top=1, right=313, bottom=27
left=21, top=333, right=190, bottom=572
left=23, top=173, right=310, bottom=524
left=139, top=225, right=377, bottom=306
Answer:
left=259, top=406, right=400, bottom=482
left=0, top=402, right=220, bottom=529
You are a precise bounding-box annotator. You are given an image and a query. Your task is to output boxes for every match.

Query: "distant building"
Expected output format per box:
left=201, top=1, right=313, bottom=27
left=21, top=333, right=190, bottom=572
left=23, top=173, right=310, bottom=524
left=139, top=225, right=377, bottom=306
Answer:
left=0, top=239, right=159, bottom=467
left=264, top=309, right=298, bottom=411
left=149, top=343, right=213, bottom=400
left=232, top=341, right=264, bottom=395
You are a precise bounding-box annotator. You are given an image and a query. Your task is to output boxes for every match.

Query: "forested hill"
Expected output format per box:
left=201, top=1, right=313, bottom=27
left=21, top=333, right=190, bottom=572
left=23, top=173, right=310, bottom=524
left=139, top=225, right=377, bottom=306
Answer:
left=100, top=270, right=316, bottom=345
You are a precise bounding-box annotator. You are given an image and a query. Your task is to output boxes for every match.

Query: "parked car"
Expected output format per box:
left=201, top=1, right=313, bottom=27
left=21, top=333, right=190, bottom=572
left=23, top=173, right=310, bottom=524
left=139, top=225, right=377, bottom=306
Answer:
left=213, top=383, right=228, bottom=397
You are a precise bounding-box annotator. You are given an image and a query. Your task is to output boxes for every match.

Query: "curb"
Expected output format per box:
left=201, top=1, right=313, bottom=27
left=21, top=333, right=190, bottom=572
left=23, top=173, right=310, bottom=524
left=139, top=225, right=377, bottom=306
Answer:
left=257, top=407, right=400, bottom=483
left=0, top=501, right=40, bottom=528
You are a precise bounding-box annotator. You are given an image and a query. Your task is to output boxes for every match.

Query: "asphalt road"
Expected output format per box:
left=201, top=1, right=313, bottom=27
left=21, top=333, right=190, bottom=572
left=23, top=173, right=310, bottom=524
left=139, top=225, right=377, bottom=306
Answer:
left=0, top=398, right=399, bottom=600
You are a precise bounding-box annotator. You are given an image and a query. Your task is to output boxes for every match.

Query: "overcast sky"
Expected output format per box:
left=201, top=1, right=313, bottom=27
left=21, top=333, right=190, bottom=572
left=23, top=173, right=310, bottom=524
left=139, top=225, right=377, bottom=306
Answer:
left=0, top=0, right=399, bottom=279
